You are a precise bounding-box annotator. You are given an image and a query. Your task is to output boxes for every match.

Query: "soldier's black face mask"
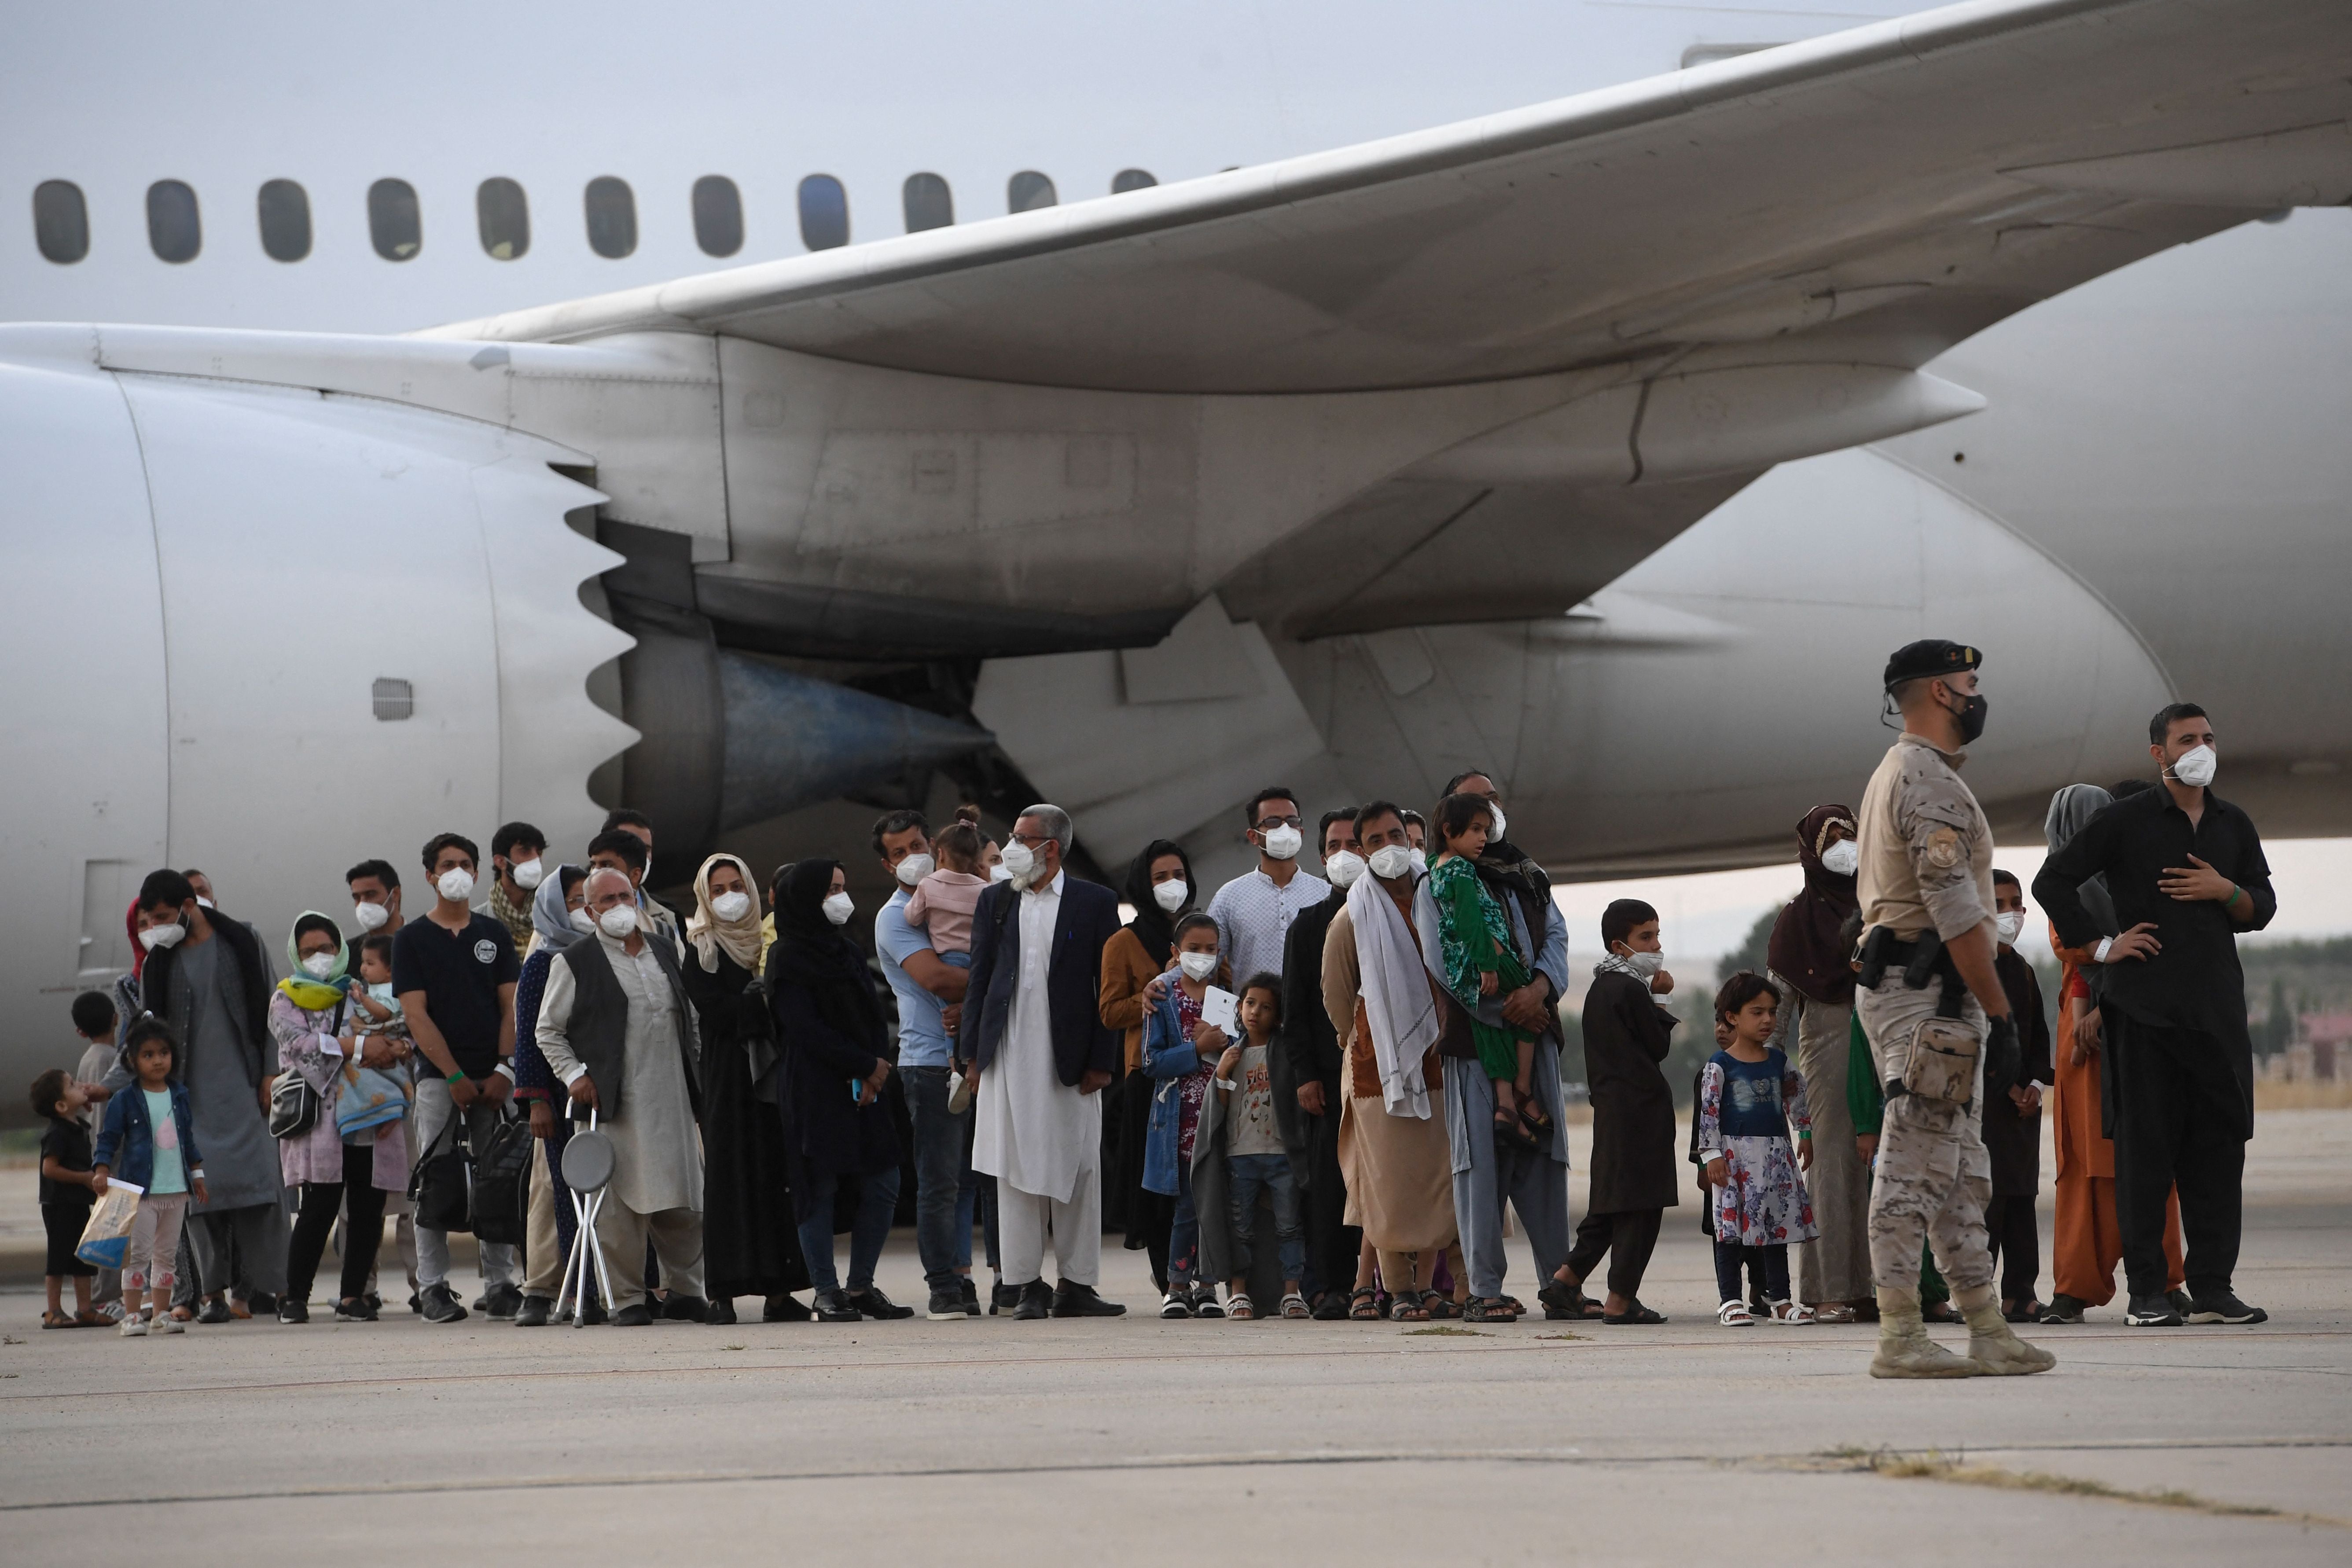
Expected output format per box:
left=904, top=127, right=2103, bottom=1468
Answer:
left=1943, top=687, right=1988, bottom=744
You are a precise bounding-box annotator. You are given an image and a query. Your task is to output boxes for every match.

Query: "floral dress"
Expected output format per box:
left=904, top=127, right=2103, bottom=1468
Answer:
left=1429, top=854, right=1533, bottom=1083
left=1696, top=1047, right=1818, bottom=1247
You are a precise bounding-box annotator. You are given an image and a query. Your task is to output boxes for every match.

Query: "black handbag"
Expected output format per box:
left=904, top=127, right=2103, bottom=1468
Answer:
left=408, top=1111, right=472, bottom=1232
left=467, top=1113, right=533, bottom=1246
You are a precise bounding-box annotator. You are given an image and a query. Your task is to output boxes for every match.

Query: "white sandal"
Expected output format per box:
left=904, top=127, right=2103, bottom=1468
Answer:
left=1717, top=1299, right=1755, bottom=1327
left=1768, top=1299, right=1816, bottom=1324
left=1227, top=1293, right=1256, bottom=1321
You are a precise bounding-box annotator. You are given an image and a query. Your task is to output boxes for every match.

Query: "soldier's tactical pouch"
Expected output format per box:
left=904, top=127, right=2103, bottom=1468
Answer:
left=1901, top=1016, right=1981, bottom=1104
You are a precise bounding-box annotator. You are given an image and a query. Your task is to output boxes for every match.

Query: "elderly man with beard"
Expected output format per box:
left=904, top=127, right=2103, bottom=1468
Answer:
left=535, top=867, right=708, bottom=1327
left=965, top=804, right=1127, bottom=1319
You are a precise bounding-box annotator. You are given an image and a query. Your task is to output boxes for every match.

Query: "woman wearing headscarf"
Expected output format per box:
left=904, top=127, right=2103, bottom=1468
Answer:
left=2040, top=785, right=2186, bottom=1323
left=684, top=852, right=811, bottom=1324
left=268, top=912, right=407, bottom=1322
left=511, top=866, right=593, bottom=1324
left=1764, top=804, right=1871, bottom=1322
left=768, top=859, right=911, bottom=1321
left=1098, top=839, right=1194, bottom=1292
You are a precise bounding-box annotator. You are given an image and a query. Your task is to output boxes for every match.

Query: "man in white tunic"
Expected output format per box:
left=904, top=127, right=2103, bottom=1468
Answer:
left=966, top=805, right=1127, bottom=1319
left=537, top=868, right=707, bottom=1326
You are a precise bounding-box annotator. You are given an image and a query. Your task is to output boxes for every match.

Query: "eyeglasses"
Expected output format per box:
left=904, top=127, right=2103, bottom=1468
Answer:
left=1011, top=831, right=1055, bottom=849
left=1254, top=814, right=1302, bottom=830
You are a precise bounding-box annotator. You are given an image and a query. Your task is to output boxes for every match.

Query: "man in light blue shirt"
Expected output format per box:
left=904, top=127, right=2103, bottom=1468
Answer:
left=872, top=809, right=984, bottom=1320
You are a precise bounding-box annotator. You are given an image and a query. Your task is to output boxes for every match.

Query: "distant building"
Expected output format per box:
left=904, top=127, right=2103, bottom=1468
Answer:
left=2263, top=1013, right=2347, bottom=1082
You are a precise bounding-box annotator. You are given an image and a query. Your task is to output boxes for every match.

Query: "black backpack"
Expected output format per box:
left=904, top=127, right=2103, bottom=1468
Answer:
left=406, top=1101, right=530, bottom=1241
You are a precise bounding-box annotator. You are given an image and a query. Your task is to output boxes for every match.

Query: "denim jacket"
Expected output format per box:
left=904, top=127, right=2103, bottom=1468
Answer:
left=1139, top=969, right=1228, bottom=1197
left=93, top=1079, right=203, bottom=1193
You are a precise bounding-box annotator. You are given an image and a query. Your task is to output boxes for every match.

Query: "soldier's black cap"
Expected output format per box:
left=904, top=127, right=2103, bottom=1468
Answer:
left=1882, top=639, right=1981, bottom=690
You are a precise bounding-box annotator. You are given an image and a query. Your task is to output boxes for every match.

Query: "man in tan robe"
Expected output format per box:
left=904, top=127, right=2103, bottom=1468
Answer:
left=1322, top=802, right=1456, bottom=1319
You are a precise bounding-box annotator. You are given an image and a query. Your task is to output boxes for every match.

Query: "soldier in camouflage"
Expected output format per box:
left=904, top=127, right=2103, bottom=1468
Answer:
left=1852, top=640, right=2054, bottom=1379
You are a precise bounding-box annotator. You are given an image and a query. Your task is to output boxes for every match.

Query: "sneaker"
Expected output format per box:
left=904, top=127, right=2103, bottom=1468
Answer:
left=990, top=1280, right=1020, bottom=1317
left=2184, top=1290, right=2268, bottom=1326
left=408, top=1293, right=423, bottom=1315
left=1189, top=1286, right=1224, bottom=1319
left=119, top=1315, right=148, bottom=1337
left=513, top=1296, right=552, bottom=1328
left=2036, top=1293, right=2087, bottom=1325
left=96, top=1300, right=126, bottom=1325
left=762, top=1294, right=812, bottom=1323
left=482, top=1285, right=524, bottom=1321
left=278, top=1299, right=309, bottom=1324
left=471, top=1291, right=491, bottom=1312
left=2167, top=1288, right=2198, bottom=1318
left=926, top=1289, right=969, bottom=1322
left=809, top=1289, right=863, bottom=1323
left=610, top=1303, right=655, bottom=1327
left=1310, top=1292, right=1350, bottom=1321
left=2125, top=1291, right=2183, bottom=1327
left=1050, top=1282, right=1127, bottom=1318
left=245, top=1292, right=278, bottom=1316
left=709, top=1298, right=738, bottom=1326
left=419, top=1283, right=468, bottom=1324
left=845, top=1286, right=914, bottom=1321
left=334, top=1297, right=379, bottom=1323
left=363, top=1293, right=384, bottom=1314
left=1010, top=1280, right=1054, bottom=1320
left=577, top=1296, right=609, bottom=1327
left=195, top=1297, right=234, bottom=1326
left=661, top=1294, right=711, bottom=1323
left=1159, top=1291, right=1193, bottom=1319
left=152, top=1313, right=185, bottom=1334
left=959, top=1278, right=981, bottom=1317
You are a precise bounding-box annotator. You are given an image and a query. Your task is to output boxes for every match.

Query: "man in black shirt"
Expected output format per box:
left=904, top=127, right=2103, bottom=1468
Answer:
left=2034, top=703, right=2275, bottom=1328
left=392, top=832, right=522, bottom=1323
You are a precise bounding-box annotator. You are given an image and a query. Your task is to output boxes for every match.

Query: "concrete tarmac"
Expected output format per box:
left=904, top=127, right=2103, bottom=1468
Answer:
left=4, top=1119, right=2347, bottom=1564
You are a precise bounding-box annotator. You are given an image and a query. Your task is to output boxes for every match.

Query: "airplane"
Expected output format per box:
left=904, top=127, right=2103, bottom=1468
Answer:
left=7, top=0, right=2352, bottom=1102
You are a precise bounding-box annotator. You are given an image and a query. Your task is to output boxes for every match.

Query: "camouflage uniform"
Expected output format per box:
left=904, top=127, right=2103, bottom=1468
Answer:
left=1854, top=732, right=1997, bottom=1298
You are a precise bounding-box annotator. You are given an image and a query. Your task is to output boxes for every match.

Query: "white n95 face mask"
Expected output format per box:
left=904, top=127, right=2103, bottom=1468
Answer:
left=1000, top=840, right=1036, bottom=887
left=1367, top=844, right=1416, bottom=881
left=437, top=868, right=476, bottom=904
left=1407, top=847, right=1429, bottom=872
left=1819, top=838, right=1860, bottom=878
left=351, top=900, right=390, bottom=932
left=597, top=905, right=639, bottom=938
left=300, top=953, right=338, bottom=979
left=894, top=853, right=935, bottom=887
left=710, top=891, right=752, bottom=922
left=569, top=908, right=597, bottom=934
left=139, top=920, right=187, bottom=952
left=1324, top=850, right=1366, bottom=889
left=1261, top=824, right=1304, bottom=861
left=1177, top=950, right=1220, bottom=982
left=1484, top=803, right=1507, bottom=842
left=2171, top=744, right=2217, bottom=788
left=1617, top=947, right=1665, bottom=978
left=194, top=896, right=215, bottom=910
left=988, top=863, right=1013, bottom=883
left=1995, top=911, right=2025, bottom=945
left=1152, top=879, right=1188, bottom=913
left=510, top=858, right=544, bottom=891
left=822, top=892, right=856, bottom=926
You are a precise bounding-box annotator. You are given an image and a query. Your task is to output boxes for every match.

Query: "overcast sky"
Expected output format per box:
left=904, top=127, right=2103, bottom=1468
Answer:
left=1552, top=839, right=2352, bottom=969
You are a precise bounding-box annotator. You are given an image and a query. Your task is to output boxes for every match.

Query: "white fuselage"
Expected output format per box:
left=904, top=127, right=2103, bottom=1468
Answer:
left=4, top=0, right=2348, bottom=1096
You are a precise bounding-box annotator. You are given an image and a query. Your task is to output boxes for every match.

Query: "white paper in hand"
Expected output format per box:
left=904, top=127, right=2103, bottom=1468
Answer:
left=1200, top=985, right=1239, bottom=1033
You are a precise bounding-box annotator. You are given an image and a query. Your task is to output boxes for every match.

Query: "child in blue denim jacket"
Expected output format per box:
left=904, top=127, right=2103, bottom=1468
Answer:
left=92, top=1018, right=207, bottom=1337
left=1140, top=914, right=1231, bottom=1318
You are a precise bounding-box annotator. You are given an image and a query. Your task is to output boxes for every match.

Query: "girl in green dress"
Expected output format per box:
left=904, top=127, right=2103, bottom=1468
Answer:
left=1429, top=793, right=1548, bottom=1150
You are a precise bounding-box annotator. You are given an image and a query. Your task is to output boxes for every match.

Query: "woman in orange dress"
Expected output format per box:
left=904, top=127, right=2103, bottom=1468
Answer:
left=2041, top=784, right=2184, bottom=1323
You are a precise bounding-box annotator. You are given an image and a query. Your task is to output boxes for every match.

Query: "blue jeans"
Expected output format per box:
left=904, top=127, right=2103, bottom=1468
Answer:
left=1168, top=1165, right=1200, bottom=1289
left=797, top=1167, right=902, bottom=1295
left=1227, top=1153, right=1305, bottom=1286
left=904, top=1065, right=971, bottom=1292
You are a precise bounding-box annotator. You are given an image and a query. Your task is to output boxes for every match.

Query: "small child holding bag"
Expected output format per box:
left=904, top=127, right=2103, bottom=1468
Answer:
left=92, top=1017, right=207, bottom=1337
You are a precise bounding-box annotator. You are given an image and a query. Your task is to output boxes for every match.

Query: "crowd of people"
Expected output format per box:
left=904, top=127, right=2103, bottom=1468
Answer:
left=27, top=647, right=2278, bottom=1377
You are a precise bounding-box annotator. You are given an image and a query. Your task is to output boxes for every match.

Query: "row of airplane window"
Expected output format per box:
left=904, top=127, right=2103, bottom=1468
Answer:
left=27, top=169, right=1161, bottom=266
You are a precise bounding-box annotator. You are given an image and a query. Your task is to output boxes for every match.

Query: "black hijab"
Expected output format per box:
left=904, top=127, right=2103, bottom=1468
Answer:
left=767, top=859, right=888, bottom=1057
left=1768, top=804, right=1860, bottom=1006
left=1121, top=839, right=1195, bottom=969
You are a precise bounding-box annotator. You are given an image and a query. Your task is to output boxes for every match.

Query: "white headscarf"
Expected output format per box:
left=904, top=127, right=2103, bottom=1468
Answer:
left=686, top=853, right=765, bottom=974
left=1347, top=870, right=1440, bottom=1120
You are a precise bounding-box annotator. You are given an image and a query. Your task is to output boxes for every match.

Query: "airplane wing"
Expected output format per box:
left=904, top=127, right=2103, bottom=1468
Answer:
left=428, top=0, right=2352, bottom=400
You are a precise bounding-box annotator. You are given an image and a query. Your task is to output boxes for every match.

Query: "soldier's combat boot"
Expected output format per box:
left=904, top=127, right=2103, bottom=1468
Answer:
left=1868, top=1286, right=1979, bottom=1379
left=1958, top=1289, right=2056, bottom=1376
